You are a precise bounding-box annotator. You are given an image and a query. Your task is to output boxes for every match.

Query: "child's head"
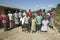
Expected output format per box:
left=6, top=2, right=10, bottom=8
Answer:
left=32, top=15, right=35, bottom=19
left=39, top=9, right=42, bottom=16
left=43, top=9, right=45, bottom=12
left=44, top=16, right=48, bottom=20
left=51, top=8, right=55, bottom=12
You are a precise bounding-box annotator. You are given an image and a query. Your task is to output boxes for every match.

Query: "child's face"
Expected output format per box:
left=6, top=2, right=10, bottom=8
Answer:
left=45, top=17, right=47, bottom=20
left=32, top=16, right=34, bottom=19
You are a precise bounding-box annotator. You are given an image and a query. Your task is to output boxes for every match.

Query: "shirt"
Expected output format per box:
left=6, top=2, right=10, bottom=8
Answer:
left=20, top=17, right=25, bottom=25
left=8, top=13, right=13, bottom=20
left=25, top=16, right=30, bottom=24
left=50, top=11, right=56, bottom=20
left=36, top=15, right=43, bottom=25
left=14, top=13, right=18, bottom=18
left=23, top=12, right=26, bottom=17
left=42, top=20, right=49, bottom=26
left=27, top=11, right=32, bottom=17
left=1, top=14, right=7, bottom=23
left=43, top=12, right=46, bottom=17
left=18, top=12, right=21, bottom=18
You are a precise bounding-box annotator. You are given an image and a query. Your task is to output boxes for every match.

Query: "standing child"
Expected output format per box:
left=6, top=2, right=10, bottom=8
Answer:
left=31, top=15, right=36, bottom=33
left=14, top=11, right=19, bottom=27
left=50, top=8, right=56, bottom=29
left=0, top=11, right=8, bottom=31
left=24, top=14, right=30, bottom=32
left=8, top=11, right=14, bottom=29
left=35, top=12, right=43, bottom=32
left=20, top=16, right=25, bottom=31
left=41, top=16, right=49, bottom=32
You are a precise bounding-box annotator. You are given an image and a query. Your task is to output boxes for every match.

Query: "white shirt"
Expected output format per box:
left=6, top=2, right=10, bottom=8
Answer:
left=20, top=17, right=25, bottom=25
left=8, top=13, right=13, bottom=20
left=25, top=16, right=30, bottom=24
left=18, top=12, right=21, bottom=18
left=42, top=20, right=49, bottom=26
left=14, top=13, right=18, bottom=18
left=23, top=12, right=26, bottom=16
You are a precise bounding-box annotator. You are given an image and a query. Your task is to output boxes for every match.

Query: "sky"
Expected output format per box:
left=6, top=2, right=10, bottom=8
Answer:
left=0, top=0, right=60, bottom=11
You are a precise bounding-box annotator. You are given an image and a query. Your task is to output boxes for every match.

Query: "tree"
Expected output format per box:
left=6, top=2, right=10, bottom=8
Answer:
left=57, top=3, right=60, bottom=8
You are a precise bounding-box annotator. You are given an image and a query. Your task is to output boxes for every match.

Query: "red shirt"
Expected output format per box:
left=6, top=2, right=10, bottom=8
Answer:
left=0, top=14, right=8, bottom=24
left=27, top=11, right=32, bottom=17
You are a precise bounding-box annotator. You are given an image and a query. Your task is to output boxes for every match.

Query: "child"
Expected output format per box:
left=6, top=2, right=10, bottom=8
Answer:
left=24, top=14, right=30, bottom=32
left=20, top=16, right=25, bottom=31
left=42, top=9, right=46, bottom=18
left=31, top=15, right=36, bottom=33
left=35, top=12, right=43, bottom=32
left=14, top=11, right=19, bottom=27
left=47, top=11, right=50, bottom=21
left=41, top=16, right=49, bottom=32
left=0, top=11, right=8, bottom=31
left=50, top=8, right=56, bottom=29
left=8, top=11, right=14, bottom=29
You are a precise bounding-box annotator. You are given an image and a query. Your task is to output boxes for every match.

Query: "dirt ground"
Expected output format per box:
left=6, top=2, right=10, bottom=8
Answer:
left=0, top=26, right=60, bottom=40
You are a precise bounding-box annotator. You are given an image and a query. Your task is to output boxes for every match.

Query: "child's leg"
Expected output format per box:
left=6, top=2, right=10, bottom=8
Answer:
left=27, top=24, right=31, bottom=33
left=3, top=23, right=7, bottom=31
left=22, top=24, right=24, bottom=31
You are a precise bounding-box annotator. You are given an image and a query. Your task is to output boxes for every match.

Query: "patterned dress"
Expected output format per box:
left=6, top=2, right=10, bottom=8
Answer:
left=31, top=18, right=36, bottom=31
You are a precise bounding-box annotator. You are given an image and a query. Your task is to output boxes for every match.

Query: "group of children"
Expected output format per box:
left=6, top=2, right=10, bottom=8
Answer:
left=0, top=8, right=56, bottom=33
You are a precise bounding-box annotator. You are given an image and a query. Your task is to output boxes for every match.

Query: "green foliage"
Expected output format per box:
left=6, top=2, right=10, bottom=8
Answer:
left=0, top=10, right=3, bottom=14
left=55, top=3, right=60, bottom=22
left=57, top=3, right=60, bottom=8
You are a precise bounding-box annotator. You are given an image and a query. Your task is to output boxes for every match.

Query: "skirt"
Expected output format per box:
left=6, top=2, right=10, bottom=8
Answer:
left=14, top=18, right=19, bottom=24
left=41, top=25, right=48, bottom=31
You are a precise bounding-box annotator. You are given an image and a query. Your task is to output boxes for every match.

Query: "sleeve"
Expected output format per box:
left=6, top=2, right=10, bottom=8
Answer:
left=42, top=20, right=44, bottom=25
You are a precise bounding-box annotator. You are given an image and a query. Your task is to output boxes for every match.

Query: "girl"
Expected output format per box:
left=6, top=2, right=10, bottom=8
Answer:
left=50, top=8, right=56, bottom=29
left=14, top=11, right=19, bottom=27
left=24, top=14, right=30, bottom=32
left=31, top=15, right=36, bottom=33
left=41, top=16, right=49, bottom=32
left=0, top=11, right=8, bottom=31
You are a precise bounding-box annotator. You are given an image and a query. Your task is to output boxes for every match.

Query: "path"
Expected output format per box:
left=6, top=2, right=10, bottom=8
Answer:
left=0, top=26, right=60, bottom=40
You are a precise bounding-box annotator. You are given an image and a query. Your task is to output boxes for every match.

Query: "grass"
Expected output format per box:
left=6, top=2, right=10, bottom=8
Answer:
left=55, top=13, right=60, bottom=33
left=56, top=13, right=60, bottom=22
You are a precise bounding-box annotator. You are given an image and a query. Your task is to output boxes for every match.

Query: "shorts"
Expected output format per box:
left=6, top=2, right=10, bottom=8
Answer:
left=22, top=24, right=25, bottom=29
left=36, top=24, right=41, bottom=31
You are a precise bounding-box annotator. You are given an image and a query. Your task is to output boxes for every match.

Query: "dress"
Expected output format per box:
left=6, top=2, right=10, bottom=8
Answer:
left=1, top=14, right=7, bottom=24
left=14, top=13, right=19, bottom=24
left=0, top=14, right=8, bottom=30
left=41, top=20, right=49, bottom=31
left=31, top=18, right=36, bottom=31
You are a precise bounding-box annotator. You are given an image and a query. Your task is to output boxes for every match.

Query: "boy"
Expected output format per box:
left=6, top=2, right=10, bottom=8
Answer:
left=24, top=14, right=30, bottom=32
left=35, top=13, right=43, bottom=32
left=20, top=15, right=25, bottom=31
